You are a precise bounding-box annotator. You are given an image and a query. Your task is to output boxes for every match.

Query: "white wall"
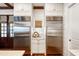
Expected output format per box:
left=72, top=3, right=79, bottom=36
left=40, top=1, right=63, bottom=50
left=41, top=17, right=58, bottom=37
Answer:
left=63, top=3, right=70, bottom=56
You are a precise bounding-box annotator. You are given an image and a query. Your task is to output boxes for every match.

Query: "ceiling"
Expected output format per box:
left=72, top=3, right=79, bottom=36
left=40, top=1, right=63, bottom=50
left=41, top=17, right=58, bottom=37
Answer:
left=0, top=3, right=14, bottom=9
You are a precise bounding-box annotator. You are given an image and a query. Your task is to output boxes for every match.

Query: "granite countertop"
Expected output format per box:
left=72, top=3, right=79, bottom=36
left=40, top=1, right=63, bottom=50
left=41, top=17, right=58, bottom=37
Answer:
left=0, top=50, right=25, bottom=56
left=69, top=49, right=79, bottom=56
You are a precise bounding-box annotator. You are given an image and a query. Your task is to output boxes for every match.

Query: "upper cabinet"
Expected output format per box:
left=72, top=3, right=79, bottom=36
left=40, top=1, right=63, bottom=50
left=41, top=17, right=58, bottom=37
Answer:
left=45, top=3, right=64, bottom=16
left=14, top=3, right=32, bottom=16
left=0, top=9, right=13, bottom=15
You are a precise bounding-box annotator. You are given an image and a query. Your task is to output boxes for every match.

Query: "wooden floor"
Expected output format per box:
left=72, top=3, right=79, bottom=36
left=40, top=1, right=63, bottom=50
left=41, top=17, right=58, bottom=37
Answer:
left=0, top=47, right=62, bottom=56
left=46, top=46, right=62, bottom=56
left=23, top=46, right=62, bottom=56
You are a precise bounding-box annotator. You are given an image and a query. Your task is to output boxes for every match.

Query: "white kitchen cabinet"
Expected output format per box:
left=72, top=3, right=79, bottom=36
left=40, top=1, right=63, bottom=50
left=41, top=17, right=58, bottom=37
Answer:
left=14, top=3, right=32, bottom=16
left=45, top=3, right=63, bottom=16
left=31, top=40, right=45, bottom=53
left=39, top=43, right=45, bottom=53
left=31, top=4, right=46, bottom=55
left=31, top=43, right=38, bottom=53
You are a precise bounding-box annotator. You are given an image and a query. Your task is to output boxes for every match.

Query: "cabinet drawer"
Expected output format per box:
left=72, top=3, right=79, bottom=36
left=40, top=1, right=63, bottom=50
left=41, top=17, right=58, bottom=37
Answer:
left=31, top=43, right=39, bottom=53
left=39, top=40, right=45, bottom=43
left=38, top=43, right=46, bottom=53
left=31, top=40, right=39, bottom=43
left=0, top=37, right=13, bottom=48
left=31, top=40, right=45, bottom=44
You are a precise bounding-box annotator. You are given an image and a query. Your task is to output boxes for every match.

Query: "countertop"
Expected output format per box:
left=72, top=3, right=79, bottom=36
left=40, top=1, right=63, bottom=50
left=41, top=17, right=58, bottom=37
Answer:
left=69, top=49, right=79, bottom=56
left=0, top=50, right=25, bottom=56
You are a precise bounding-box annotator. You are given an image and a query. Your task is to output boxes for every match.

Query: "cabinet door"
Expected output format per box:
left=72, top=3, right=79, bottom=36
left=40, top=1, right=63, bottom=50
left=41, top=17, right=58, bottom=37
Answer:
left=31, top=43, right=38, bottom=53
left=7, top=37, right=13, bottom=48
left=38, top=40, right=45, bottom=53
left=38, top=43, right=45, bottom=53
left=14, top=3, right=32, bottom=16
left=0, top=38, right=5, bottom=48
left=0, top=37, right=13, bottom=48
left=31, top=40, right=46, bottom=53
left=45, top=3, right=63, bottom=16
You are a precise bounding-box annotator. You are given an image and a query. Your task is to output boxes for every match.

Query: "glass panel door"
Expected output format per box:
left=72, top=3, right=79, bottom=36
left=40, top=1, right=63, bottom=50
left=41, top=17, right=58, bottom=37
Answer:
left=14, top=16, right=31, bottom=55
left=0, top=15, right=14, bottom=48
left=1, top=23, right=7, bottom=37
left=46, top=16, right=63, bottom=56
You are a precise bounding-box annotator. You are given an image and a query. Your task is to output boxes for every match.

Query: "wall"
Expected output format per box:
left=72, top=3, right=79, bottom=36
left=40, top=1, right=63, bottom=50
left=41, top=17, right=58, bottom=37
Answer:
left=63, top=3, right=70, bottom=56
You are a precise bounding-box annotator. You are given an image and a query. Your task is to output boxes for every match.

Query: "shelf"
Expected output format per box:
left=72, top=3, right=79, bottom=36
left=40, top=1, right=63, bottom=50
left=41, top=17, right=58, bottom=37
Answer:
left=14, top=16, right=31, bottom=22
left=46, top=16, right=63, bottom=21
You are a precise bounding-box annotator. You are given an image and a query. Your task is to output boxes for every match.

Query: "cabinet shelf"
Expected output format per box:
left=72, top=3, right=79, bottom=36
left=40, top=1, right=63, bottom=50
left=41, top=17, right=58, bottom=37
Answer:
left=46, top=16, right=63, bottom=21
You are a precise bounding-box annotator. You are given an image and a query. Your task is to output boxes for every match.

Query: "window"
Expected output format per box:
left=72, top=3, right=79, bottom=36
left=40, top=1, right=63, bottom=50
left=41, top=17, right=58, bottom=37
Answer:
left=1, top=23, right=7, bottom=37
left=0, top=22, right=1, bottom=37
left=10, top=23, right=14, bottom=37
left=0, top=16, right=14, bottom=37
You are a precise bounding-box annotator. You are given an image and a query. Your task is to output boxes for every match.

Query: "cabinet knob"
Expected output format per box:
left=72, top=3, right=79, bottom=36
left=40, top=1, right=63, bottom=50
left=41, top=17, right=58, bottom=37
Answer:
left=69, top=39, right=71, bottom=42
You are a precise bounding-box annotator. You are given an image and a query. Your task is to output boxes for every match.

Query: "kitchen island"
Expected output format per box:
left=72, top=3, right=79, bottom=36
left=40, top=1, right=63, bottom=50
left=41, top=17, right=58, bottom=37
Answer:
left=0, top=50, right=25, bottom=56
